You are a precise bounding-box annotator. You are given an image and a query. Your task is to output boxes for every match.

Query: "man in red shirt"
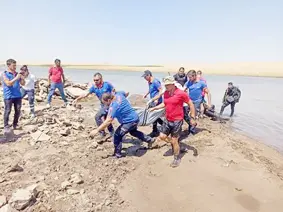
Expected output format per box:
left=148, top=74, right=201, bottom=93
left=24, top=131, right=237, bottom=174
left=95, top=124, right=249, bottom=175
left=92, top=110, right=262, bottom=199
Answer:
left=47, top=59, right=68, bottom=107
left=149, top=76, right=196, bottom=167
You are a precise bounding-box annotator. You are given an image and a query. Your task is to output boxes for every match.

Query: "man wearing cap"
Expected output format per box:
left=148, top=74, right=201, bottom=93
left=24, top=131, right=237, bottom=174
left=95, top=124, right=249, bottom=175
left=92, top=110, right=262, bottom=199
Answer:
left=220, top=82, right=241, bottom=117
left=142, top=70, right=164, bottom=137
left=89, top=92, right=155, bottom=158
left=185, top=70, right=211, bottom=117
left=149, top=76, right=196, bottom=168
left=47, top=59, right=68, bottom=107
left=73, top=72, right=116, bottom=138
left=2, top=59, right=25, bottom=131
left=20, top=65, right=36, bottom=118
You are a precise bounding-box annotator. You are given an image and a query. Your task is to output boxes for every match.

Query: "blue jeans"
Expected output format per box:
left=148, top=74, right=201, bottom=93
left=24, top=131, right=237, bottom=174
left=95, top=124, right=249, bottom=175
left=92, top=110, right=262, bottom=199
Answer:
left=95, top=105, right=114, bottom=135
left=114, top=120, right=152, bottom=155
left=4, top=98, right=22, bottom=128
left=21, top=88, right=35, bottom=114
left=47, top=82, right=67, bottom=104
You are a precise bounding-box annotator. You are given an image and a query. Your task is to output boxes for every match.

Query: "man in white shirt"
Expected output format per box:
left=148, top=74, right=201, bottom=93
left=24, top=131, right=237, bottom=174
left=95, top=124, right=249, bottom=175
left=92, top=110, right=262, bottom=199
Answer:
left=20, top=65, right=36, bottom=118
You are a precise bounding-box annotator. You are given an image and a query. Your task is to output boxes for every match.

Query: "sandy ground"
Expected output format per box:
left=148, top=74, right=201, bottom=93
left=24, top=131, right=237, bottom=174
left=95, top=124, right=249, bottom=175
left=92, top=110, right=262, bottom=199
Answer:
left=0, top=95, right=283, bottom=212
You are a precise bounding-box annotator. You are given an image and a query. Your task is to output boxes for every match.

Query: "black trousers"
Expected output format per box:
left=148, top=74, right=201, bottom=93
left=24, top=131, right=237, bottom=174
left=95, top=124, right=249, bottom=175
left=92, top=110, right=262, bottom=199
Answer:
left=4, top=98, right=22, bottom=128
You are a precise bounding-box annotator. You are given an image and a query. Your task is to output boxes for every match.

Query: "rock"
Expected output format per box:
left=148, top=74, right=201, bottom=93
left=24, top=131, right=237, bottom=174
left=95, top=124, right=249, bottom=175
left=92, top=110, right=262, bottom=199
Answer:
left=24, top=125, right=38, bottom=133
left=104, top=199, right=111, bottom=206
left=30, top=131, right=50, bottom=142
left=35, top=96, right=44, bottom=102
left=80, top=189, right=85, bottom=194
left=60, top=128, right=71, bottom=136
left=0, top=195, right=7, bottom=208
left=62, top=120, right=72, bottom=127
left=67, top=189, right=80, bottom=195
left=9, top=184, right=38, bottom=210
left=88, top=142, right=98, bottom=149
left=72, top=123, right=84, bottom=130
left=0, top=204, right=18, bottom=212
left=69, top=173, right=84, bottom=184
left=65, top=87, right=88, bottom=99
left=61, top=181, right=72, bottom=190
left=0, top=177, right=6, bottom=184
left=4, top=163, right=23, bottom=173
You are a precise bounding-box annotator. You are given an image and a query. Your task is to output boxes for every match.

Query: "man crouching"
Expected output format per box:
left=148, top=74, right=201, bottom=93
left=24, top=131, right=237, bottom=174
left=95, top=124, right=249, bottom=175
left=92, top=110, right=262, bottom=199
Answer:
left=90, top=91, right=155, bottom=158
left=149, top=76, right=196, bottom=168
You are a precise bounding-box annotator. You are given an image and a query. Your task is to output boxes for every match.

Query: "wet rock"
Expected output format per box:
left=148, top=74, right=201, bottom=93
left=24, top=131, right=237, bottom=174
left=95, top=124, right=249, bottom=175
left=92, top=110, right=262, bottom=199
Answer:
left=30, top=131, right=50, bottom=142
left=9, top=184, right=38, bottom=210
left=67, top=189, right=80, bottom=195
left=60, top=128, right=71, bottom=136
left=0, top=195, right=7, bottom=208
left=69, top=173, right=84, bottom=185
left=0, top=204, right=18, bottom=212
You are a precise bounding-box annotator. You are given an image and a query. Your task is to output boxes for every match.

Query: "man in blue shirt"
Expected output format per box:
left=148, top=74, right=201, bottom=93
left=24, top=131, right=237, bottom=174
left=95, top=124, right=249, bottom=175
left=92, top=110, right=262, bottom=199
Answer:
left=142, top=70, right=163, bottom=137
left=90, top=92, right=154, bottom=158
left=2, top=59, right=25, bottom=131
left=73, top=72, right=116, bottom=137
left=185, top=70, right=212, bottom=115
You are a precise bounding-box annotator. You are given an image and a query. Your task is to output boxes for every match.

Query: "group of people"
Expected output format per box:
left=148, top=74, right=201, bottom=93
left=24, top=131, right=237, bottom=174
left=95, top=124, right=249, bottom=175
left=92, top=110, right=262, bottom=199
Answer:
left=1, top=58, right=241, bottom=168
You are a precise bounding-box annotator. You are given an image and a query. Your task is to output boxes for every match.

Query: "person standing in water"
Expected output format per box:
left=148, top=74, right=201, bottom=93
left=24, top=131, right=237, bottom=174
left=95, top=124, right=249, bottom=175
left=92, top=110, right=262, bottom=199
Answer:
left=142, top=70, right=164, bottom=137
left=149, top=76, right=196, bottom=168
left=47, top=59, right=68, bottom=107
left=174, top=67, right=187, bottom=86
left=220, top=82, right=241, bottom=117
left=20, top=65, right=36, bottom=119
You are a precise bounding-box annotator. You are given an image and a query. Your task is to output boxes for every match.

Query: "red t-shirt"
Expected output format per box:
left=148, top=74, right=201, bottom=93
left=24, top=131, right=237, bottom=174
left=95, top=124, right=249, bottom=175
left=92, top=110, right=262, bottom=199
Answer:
left=164, top=88, right=190, bottom=121
left=49, top=67, right=63, bottom=83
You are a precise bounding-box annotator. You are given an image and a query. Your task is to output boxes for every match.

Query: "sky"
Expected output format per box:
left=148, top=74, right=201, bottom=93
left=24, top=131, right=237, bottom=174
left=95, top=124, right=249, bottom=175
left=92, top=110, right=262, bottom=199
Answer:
left=0, top=0, right=282, bottom=65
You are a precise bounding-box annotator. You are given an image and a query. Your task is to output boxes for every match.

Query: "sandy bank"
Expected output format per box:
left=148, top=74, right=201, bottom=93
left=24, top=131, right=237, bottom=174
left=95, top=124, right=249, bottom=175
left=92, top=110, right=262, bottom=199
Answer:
left=1, top=62, right=282, bottom=77
left=0, top=92, right=283, bottom=211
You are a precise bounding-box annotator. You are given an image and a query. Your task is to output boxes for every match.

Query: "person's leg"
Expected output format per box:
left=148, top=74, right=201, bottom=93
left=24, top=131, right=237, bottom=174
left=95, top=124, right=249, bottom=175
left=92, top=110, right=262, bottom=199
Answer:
left=128, top=122, right=153, bottom=147
left=47, top=83, right=56, bottom=104
left=170, top=120, right=183, bottom=167
left=113, top=124, right=129, bottom=157
left=57, top=83, right=68, bottom=103
left=220, top=102, right=229, bottom=115
left=13, top=98, right=22, bottom=128
left=4, top=99, right=13, bottom=129
left=95, top=106, right=108, bottom=136
left=230, top=102, right=236, bottom=117
left=27, top=90, right=35, bottom=116
left=183, top=106, right=190, bottom=125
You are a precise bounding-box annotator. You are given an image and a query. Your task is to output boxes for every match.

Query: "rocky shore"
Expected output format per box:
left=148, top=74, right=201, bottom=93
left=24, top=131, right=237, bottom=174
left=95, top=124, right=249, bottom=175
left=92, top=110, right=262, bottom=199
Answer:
left=1, top=80, right=283, bottom=212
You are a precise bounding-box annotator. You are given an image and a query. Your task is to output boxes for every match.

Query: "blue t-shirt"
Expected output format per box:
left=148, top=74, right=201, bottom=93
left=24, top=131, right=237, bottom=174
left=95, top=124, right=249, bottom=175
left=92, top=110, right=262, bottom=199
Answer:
left=148, top=78, right=162, bottom=104
left=89, top=82, right=114, bottom=100
left=185, top=80, right=207, bottom=102
left=2, top=71, right=22, bottom=99
left=108, top=92, right=139, bottom=124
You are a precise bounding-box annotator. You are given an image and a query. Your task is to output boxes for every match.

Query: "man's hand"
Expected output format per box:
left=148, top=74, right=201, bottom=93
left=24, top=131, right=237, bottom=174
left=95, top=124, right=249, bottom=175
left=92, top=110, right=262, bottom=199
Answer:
left=146, top=99, right=153, bottom=106
left=148, top=107, right=155, bottom=112
left=15, top=73, right=22, bottom=80
left=90, top=129, right=99, bottom=138
left=143, top=94, right=148, bottom=99
left=190, top=118, right=197, bottom=126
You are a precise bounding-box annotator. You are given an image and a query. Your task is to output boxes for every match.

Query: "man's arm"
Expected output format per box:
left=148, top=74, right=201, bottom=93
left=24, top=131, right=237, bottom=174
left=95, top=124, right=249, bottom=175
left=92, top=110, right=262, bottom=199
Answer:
left=149, top=102, right=165, bottom=111
left=73, top=92, right=91, bottom=103
left=203, top=87, right=212, bottom=106
left=3, top=73, right=21, bottom=86
left=96, top=116, right=113, bottom=132
left=19, top=77, right=25, bottom=86
left=222, top=89, right=228, bottom=103
left=187, top=100, right=196, bottom=120
left=143, top=91, right=149, bottom=98
left=62, top=73, right=65, bottom=84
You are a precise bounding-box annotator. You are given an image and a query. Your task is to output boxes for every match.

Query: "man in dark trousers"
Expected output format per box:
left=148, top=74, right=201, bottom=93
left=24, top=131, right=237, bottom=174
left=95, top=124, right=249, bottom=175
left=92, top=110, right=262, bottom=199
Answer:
left=220, top=82, right=241, bottom=117
left=2, top=59, right=25, bottom=131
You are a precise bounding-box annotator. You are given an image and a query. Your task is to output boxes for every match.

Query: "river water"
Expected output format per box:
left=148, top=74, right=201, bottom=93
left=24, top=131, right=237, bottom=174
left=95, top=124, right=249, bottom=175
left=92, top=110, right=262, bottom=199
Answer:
left=2, top=66, right=283, bottom=152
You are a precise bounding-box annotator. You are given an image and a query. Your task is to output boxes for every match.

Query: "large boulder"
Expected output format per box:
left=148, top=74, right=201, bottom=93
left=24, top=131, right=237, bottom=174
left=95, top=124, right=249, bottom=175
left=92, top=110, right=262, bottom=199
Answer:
left=65, top=87, right=88, bottom=99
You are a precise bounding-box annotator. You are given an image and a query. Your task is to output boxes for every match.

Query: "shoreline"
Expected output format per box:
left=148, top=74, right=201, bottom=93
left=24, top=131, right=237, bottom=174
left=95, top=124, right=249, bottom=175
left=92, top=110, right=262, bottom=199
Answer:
left=1, top=62, right=283, bottom=78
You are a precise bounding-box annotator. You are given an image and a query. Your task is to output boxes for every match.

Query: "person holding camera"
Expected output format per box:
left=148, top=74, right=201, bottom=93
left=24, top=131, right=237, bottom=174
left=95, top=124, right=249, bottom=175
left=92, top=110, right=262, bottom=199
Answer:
left=2, top=59, right=25, bottom=131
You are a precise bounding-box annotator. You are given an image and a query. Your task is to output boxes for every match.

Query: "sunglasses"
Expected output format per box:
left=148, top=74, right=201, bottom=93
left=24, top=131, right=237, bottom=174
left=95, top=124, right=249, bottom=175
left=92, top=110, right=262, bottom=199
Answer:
left=93, top=79, right=101, bottom=82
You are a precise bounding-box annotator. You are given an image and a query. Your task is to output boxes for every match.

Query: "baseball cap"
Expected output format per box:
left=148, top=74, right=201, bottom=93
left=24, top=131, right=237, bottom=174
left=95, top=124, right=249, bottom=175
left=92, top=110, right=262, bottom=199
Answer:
left=141, top=70, right=152, bottom=77
left=163, top=76, right=176, bottom=85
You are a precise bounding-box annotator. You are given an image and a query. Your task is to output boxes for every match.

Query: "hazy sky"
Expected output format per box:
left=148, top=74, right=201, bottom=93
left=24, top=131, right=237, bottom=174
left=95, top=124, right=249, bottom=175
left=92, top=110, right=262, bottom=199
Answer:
left=0, top=0, right=282, bottom=64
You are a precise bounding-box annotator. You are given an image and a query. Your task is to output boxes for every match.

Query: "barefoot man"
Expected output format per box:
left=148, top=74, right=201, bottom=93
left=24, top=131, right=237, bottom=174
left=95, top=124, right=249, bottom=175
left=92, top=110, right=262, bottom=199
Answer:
left=149, top=76, right=196, bottom=168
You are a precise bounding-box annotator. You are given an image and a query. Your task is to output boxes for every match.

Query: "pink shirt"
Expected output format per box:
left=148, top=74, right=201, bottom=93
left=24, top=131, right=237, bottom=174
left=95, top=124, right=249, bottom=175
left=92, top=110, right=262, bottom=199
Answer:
left=49, top=67, right=63, bottom=83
